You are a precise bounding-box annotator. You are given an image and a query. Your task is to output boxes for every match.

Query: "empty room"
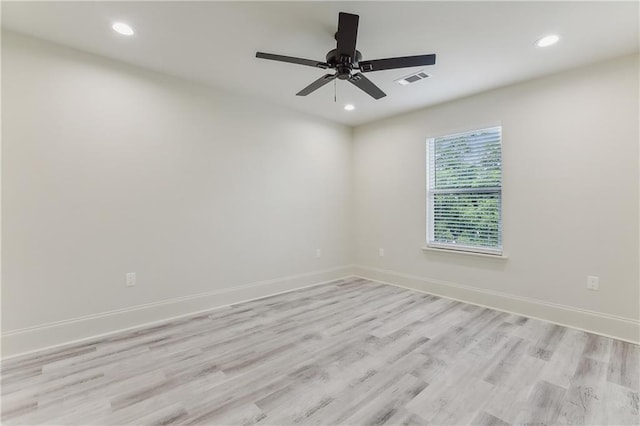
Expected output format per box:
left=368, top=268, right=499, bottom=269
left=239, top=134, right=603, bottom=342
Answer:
left=1, top=1, right=638, bottom=425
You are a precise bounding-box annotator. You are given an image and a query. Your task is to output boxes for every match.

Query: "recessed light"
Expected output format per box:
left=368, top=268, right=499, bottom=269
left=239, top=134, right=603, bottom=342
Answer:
left=112, top=22, right=134, bottom=36
left=344, top=104, right=355, bottom=111
left=535, top=34, right=559, bottom=48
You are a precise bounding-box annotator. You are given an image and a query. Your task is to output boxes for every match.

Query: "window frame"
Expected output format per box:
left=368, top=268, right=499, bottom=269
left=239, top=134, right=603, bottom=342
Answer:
left=426, top=126, right=503, bottom=256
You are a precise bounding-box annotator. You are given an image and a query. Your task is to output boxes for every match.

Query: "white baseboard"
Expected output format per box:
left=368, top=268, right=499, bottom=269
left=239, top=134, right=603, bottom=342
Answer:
left=5, top=263, right=636, bottom=360
left=1, top=265, right=356, bottom=360
left=354, top=265, right=640, bottom=344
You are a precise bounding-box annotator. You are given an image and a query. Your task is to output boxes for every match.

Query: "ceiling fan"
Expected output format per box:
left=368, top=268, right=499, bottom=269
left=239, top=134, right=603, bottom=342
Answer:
left=256, top=12, right=436, bottom=100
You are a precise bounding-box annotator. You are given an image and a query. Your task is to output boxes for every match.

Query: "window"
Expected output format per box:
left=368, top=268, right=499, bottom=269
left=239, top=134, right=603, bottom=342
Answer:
left=427, top=126, right=502, bottom=255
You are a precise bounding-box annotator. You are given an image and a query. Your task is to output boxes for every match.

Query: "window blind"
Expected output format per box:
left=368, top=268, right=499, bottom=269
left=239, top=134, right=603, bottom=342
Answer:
left=427, top=126, right=502, bottom=254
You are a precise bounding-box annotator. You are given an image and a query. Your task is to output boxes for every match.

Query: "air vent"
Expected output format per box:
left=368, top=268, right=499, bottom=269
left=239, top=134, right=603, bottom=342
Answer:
left=395, top=70, right=431, bottom=86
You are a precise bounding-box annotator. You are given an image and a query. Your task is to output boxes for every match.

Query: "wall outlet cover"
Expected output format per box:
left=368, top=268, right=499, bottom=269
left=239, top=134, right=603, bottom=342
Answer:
left=126, top=272, right=136, bottom=287
left=587, top=275, right=599, bottom=291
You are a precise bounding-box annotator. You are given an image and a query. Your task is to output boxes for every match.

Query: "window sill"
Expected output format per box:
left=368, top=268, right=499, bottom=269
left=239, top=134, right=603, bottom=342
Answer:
left=421, top=246, right=509, bottom=260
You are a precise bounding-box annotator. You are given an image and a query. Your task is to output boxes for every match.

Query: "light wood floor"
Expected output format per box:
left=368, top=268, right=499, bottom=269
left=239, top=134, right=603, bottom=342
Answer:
left=1, top=278, right=638, bottom=425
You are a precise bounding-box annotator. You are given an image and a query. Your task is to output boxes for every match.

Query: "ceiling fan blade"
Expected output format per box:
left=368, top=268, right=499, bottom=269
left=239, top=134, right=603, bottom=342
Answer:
left=348, top=72, right=386, bottom=100
left=256, top=52, right=328, bottom=69
left=336, top=12, right=359, bottom=60
left=359, top=54, right=436, bottom=72
left=296, top=73, right=338, bottom=96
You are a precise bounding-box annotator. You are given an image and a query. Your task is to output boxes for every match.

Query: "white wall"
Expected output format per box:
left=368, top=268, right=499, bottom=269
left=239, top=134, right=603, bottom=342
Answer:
left=1, top=32, right=353, bottom=354
left=3, top=31, right=639, bottom=356
left=353, top=54, right=639, bottom=340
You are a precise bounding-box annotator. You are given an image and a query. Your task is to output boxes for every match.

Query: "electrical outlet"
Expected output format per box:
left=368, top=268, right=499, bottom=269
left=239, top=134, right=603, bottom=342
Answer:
left=379, top=248, right=385, bottom=257
left=587, top=275, right=599, bottom=291
left=126, top=272, right=136, bottom=287
left=315, top=249, right=322, bottom=258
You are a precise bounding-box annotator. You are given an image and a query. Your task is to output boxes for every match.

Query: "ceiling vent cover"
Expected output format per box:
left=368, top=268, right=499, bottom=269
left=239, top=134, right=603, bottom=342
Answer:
left=395, top=70, right=430, bottom=86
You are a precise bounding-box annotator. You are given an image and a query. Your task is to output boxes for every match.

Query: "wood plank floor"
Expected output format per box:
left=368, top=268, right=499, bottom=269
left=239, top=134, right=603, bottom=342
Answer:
left=1, top=278, right=638, bottom=425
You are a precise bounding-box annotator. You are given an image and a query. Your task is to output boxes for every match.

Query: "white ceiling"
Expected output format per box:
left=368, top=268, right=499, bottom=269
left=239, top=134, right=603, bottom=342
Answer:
left=2, top=1, right=638, bottom=126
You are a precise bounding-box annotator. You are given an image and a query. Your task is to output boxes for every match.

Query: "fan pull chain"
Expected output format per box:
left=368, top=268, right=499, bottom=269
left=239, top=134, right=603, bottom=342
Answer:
left=334, top=78, right=337, bottom=102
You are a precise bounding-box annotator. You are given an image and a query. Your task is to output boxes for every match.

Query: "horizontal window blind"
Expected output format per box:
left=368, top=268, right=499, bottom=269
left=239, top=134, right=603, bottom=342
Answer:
left=427, top=127, right=502, bottom=254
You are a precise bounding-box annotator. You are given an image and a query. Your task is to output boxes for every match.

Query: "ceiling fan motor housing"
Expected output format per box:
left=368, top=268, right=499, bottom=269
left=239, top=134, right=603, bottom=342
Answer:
left=326, top=49, right=362, bottom=79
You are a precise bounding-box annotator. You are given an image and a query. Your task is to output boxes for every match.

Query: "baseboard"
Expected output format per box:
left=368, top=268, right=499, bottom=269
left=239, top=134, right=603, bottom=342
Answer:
left=5, top=263, right=636, bottom=360
left=1, top=265, right=356, bottom=359
left=354, top=265, right=640, bottom=344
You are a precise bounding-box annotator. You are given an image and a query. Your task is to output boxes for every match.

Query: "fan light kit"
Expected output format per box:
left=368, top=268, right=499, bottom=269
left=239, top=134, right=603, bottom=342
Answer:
left=112, top=22, right=134, bottom=36
left=344, top=104, right=355, bottom=111
left=536, top=34, right=559, bottom=47
left=256, top=12, right=437, bottom=100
